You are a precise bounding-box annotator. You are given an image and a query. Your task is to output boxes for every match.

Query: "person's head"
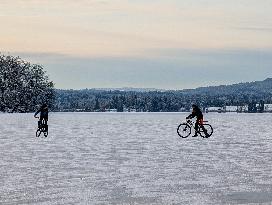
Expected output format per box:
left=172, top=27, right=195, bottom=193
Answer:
left=41, top=103, right=47, bottom=109
left=192, top=104, right=197, bottom=109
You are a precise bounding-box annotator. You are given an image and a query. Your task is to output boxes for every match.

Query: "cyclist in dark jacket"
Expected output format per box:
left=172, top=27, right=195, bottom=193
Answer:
left=186, top=104, right=204, bottom=137
left=34, top=104, right=48, bottom=128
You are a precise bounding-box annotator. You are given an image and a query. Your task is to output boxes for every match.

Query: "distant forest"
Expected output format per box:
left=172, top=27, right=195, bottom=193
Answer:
left=53, top=78, right=272, bottom=112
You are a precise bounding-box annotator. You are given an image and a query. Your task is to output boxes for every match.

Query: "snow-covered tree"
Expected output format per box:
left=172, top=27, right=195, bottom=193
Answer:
left=0, top=54, right=54, bottom=112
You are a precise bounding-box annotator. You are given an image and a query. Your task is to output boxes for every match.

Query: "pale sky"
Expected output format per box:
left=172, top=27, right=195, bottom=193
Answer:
left=1, top=0, right=272, bottom=89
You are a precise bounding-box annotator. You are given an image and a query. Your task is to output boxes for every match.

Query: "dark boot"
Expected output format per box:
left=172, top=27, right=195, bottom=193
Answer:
left=192, top=133, right=198, bottom=137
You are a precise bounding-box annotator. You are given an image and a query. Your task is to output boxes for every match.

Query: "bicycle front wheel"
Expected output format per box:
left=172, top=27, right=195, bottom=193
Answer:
left=177, top=123, right=191, bottom=138
left=36, top=128, right=41, bottom=137
left=199, top=124, right=213, bottom=138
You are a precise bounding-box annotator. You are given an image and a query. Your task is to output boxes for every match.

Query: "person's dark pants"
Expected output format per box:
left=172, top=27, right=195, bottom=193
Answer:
left=194, top=117, right=203, bottom=135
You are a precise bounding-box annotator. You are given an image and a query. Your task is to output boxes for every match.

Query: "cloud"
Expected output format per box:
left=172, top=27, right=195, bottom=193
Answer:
left=1, top=0, right=272, bottom=58
left=235, top=26, right=272, bottom=32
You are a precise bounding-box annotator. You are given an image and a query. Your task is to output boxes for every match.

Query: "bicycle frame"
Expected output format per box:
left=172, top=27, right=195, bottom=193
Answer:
left=186, top=119, right=196, bottom=130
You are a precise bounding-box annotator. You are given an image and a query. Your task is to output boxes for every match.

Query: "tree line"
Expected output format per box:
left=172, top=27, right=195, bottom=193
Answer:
left=53, top=89, right=272, bottom=112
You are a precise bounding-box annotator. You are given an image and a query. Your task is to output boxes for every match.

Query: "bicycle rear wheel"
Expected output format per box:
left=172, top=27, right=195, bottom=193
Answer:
left=177, top=123, right=191, bottom=138
left=199, top=124, right=213, bottom=138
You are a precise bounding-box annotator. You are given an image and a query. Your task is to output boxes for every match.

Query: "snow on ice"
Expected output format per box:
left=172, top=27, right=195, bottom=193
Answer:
left=0, top=112, right=272, bottom=204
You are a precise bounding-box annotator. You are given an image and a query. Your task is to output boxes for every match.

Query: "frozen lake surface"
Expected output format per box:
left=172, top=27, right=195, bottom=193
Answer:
left=1, top=112, right=272, bottom=204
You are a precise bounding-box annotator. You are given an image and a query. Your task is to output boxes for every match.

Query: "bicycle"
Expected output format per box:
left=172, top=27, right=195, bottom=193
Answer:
left=35, top=118, right=48, bottom=137
left=177, top=119, right=213, bottom=138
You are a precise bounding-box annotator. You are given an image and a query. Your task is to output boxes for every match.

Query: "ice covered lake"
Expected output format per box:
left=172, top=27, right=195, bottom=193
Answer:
left=1, top=112, right=272, bottom=204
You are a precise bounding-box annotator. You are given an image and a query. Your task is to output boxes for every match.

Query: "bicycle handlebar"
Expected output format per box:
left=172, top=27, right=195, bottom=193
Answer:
left=186, top=119, right=192, bottom=122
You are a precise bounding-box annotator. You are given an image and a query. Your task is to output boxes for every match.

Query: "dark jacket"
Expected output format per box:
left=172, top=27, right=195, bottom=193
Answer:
left=34, top=106, right=48, bottom=120
left=187, top=106, right=203, bottom=119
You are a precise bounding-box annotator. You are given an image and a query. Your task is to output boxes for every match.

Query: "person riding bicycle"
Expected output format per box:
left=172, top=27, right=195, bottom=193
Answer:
left=34, top=104, right=48, bottom=130
left=186, top=104, right=205, bottom=137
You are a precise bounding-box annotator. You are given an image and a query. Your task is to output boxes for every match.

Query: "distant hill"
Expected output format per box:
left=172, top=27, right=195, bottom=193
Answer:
left=180, top=78, right=272, bottom=96
left=84, top=78, right=272, bottom=95
left=94, top=87, right=165, bottom=92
